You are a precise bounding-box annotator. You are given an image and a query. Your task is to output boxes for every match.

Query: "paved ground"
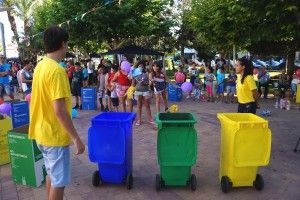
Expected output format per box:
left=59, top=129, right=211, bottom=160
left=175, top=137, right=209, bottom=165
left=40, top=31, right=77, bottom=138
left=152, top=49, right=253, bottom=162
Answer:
left=1, top=96, right=300, bottom=200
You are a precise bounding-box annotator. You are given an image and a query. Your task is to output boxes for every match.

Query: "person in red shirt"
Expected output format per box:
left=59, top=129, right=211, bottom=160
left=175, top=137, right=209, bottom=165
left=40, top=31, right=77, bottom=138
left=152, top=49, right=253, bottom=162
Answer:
left=112, top=63, right=132, bottom=112
left=67, top=60, right=75, bottom=86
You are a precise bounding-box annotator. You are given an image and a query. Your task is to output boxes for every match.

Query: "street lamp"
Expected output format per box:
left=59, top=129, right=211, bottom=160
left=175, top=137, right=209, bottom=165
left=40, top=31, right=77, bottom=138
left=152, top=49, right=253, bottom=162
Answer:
left=0, top=6, right=10, bottom=57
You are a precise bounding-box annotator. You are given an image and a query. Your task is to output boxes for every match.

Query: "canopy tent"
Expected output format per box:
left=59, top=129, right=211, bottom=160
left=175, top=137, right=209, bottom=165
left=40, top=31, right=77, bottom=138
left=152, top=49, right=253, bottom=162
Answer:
left=102, top=45, right=164, bottom=56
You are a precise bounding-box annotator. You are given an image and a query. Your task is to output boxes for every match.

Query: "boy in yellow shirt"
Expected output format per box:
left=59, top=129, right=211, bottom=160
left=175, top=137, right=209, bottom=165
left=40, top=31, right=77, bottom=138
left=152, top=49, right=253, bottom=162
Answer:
left=29, top=26, right=85, bottom=200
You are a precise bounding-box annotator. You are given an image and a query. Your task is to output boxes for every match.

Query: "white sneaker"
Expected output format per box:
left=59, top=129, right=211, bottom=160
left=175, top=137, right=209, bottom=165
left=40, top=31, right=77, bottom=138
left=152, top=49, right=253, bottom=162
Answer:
left=186, top=95, right=191, bottom=99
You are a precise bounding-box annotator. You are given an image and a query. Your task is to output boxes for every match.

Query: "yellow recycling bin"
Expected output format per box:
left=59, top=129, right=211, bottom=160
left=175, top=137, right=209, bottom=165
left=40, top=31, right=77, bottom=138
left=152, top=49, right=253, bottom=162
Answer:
left=296, top=84, right=300, bottom=103
left=217, top=113, right=271, bottom=193
left=0, top=117, right=13, bottom=165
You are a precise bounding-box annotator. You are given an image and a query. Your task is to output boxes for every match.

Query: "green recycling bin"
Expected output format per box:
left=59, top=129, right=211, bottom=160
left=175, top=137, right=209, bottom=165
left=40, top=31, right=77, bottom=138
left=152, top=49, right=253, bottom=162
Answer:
left=155, top=113, right=198, bottom=191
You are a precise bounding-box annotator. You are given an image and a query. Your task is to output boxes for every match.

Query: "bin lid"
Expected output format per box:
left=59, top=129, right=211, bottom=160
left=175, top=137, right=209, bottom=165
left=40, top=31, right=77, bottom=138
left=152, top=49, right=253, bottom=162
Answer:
left=91, top=112, right=136, bottom=124
left=217, top=113, right=268, bottom=128
left=156, top=113, right=197, bottom=124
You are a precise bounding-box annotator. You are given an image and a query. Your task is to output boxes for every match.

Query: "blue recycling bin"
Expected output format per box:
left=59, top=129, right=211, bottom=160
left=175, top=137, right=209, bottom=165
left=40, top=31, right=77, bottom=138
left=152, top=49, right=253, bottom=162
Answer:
left=88, top=112, right=136, bottom=189
left=168, top=83, right=183, bottom=102
left=81, top=88, right=97, bottom=110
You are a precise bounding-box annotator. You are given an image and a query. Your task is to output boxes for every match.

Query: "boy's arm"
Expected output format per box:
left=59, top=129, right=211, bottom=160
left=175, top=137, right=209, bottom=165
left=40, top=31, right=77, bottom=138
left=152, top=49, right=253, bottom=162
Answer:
left=53, top=99, right=85, bottom=155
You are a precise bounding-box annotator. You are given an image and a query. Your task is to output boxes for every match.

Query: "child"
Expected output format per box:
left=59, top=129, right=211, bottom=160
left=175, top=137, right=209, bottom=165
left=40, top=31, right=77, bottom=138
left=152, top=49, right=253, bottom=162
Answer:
left=193, top=76, right=204, bottom=101
left=82, top=63, right=88, bottom=87
left=97, top=65, right=107, bottom=111
left=226, top=68, right=237, bottom=103
left=291, top=73, right=300, bottom=98
left=71, top=62, right=84, bottom=109
left=132, top=60, right=154, bottom=125
left=188, top=63, right=199, bottom=98
left=205, top=67, right=215, bottom=102
left=280, top=90, right=292, bottom=110
left=175, top=66, right=186, bottom=86
left=105, top=64, right=119, bottom=111
left=149, top=61, right=169, bottom=112
left=216, top=67, right=225, bottom=102
left=112, top=61, right=132, bottom=112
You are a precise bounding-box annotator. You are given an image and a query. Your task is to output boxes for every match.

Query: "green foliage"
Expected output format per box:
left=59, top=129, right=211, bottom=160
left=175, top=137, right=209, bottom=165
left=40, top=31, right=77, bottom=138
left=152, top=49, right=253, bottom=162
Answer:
left=190, top=0, right=300, bottom=58
left=33, top=0, right=175, bottom=54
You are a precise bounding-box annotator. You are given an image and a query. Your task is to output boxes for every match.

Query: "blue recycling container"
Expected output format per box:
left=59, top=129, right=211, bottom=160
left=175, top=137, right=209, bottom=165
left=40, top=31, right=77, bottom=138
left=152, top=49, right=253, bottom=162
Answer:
left=81, top=88, right=97, bottom=110
left=168, top=84, right=183, bottom=102
left=88, top=112, right=136, bottom=189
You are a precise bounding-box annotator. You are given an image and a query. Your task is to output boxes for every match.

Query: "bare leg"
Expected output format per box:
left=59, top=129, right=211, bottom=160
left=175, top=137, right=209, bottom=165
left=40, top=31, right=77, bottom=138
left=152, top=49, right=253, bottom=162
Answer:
left=136, top=95, right=143, bottom=123
left=127, top=98, right=133, bottom=112
left=46, top=176, right=51, bottom=198
left=108, top=97, right=112, bottom=111
left=144, top=97, right=153, bottom=121
left=119, top=97, right=126, bottom=112
left=155, top=94, right=161, bottom=113
left=49, top=187, right=65, bottom=200
left=161, top=91, right=168, bottom=111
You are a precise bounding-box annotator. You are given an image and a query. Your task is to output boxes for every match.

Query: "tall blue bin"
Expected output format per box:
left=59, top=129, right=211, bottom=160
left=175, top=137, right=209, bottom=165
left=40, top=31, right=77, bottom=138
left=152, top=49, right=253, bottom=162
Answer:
left=88, top=112, right=136, bottom=189
left=81, top=88, right=97, bottom=110
left=168, top=84, right=183, bottom=102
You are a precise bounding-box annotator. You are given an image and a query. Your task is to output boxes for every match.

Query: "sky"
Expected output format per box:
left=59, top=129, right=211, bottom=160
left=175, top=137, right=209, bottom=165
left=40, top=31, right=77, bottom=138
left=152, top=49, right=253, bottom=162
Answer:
left=0, top=11, right=23, bottom=57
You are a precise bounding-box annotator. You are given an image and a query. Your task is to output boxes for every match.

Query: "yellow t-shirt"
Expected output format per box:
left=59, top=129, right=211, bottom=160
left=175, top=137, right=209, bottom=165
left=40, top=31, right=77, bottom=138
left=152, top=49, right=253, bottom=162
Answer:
left=237, top=75, right=257, bottom=104
left=28, top=57, right=72, bottom=146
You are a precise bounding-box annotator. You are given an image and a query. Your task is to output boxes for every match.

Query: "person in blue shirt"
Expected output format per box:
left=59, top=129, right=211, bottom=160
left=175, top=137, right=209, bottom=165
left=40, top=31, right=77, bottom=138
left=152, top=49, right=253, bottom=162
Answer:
left=226, top=68, right=237, bottom=103
left=0, top=54, right=14, bottom=102
left=216, top=67, right=225, bottom=102
left=82, top=64, right=88, bottom=87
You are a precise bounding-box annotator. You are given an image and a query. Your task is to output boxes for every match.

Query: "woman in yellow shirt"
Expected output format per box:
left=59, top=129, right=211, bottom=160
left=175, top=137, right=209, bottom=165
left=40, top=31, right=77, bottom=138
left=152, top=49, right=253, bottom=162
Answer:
left=235, top=58, right=259, bottom=114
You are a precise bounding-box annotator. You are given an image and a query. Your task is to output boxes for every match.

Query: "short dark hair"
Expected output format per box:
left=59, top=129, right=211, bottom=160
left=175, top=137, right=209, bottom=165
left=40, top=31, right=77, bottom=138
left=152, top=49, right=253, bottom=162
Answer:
left=22, top=59, right=31, bottom=66
left=43, top=26, right=69, bottom=53
left=75, top=62, right=81, bottom=66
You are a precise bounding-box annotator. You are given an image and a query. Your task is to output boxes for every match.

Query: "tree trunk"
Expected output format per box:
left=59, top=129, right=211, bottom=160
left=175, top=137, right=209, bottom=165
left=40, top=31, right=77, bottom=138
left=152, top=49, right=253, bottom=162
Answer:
left=6, top=9, right=22, bottom=59
left=287, top=51, right=296, bottom=76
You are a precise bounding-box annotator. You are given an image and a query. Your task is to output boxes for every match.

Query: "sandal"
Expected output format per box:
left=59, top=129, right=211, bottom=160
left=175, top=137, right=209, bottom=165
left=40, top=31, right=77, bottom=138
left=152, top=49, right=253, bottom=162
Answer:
left=149, top=120, right=155, bottom=125
left=135, top=120, right=141, bottom=126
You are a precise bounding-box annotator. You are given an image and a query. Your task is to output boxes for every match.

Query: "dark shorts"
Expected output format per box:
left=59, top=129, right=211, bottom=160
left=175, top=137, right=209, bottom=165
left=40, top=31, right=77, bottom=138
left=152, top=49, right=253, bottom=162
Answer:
left=106, top=90, right=111, bottom=97
left=238, top=102, right=257, bottom=114
left=71, top=84, right=81, bottom=96
left=111, top=97, right=119, bottom=107
left=84, top=77, right=88, bottom=81
left=190, top=76, right=196, bottom=86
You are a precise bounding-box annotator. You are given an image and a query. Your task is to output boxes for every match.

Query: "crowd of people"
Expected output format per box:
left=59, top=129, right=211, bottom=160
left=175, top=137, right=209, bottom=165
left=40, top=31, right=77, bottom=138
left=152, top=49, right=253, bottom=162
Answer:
left=1, top=53, right=300, bottom=116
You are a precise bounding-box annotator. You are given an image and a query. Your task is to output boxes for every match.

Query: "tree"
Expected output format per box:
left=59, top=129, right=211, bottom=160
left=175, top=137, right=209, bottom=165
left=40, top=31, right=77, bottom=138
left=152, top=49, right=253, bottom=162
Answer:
left=1, top=0, right=44, bottom=60
left=33, top=0, right=175, bottom=54
left=189, top=0, right=300, bottom=72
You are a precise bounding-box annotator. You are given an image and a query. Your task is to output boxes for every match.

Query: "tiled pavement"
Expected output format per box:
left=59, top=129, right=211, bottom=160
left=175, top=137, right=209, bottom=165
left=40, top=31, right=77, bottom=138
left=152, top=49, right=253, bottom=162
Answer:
left=1, top=97, right=300, bottom=200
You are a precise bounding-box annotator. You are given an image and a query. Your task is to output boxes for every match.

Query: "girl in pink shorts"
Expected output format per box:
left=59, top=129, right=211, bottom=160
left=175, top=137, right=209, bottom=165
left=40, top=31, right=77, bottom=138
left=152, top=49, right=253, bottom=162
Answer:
left=205, top=67, right=215, bottom=102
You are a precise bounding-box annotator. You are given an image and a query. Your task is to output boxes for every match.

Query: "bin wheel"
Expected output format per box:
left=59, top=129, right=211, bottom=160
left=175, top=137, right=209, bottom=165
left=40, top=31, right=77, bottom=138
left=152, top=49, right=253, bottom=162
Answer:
left=254, top=174, right=264, bottom=191
left=190, top=174, right=197, bottom=191
left=155, top=174, right=162, bottom=191
left=92, top=171, right=101, bottom=186
left=221, top=176, right=232, bottom=193
left=126, top=174, right=133, bottom=190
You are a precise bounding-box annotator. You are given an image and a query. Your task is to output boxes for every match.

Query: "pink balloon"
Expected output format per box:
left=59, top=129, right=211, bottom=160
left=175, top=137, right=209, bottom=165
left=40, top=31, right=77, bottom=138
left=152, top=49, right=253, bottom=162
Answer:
left=0, top=103, right=11, bottom=115
left=296, top=68, right=300, bottom=77
left=181, top=82, right=193, bottom=93
left=121, top=61, right=131, bottom=73
left=175, top=72, right=185, bottom=82
left=25, top=93, right=31, bottom=103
